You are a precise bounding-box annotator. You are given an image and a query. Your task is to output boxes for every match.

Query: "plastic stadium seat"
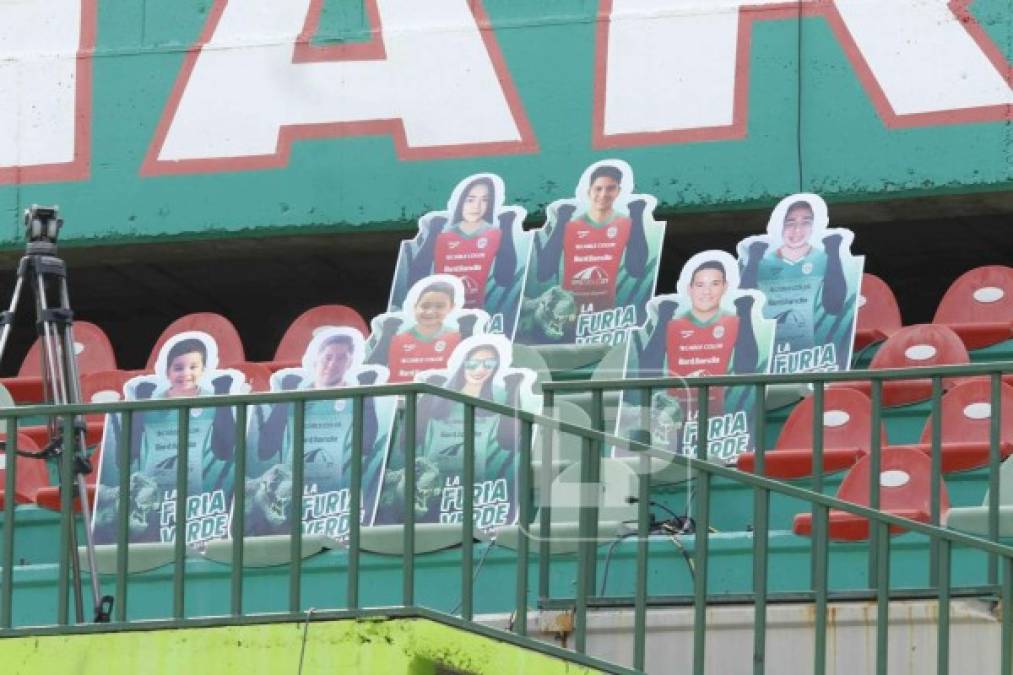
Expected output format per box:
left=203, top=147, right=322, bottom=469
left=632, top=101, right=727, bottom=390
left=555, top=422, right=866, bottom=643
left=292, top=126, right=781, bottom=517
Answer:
left=265, top=305, right=369, bottom=372
left=854, top=274, right=903, bottom=352
left=231, top=361, right=273, bottom=393
left=946, top=454, right=1013, bottom=537
left=838, top=324, right=971, bottom=407
left=0, top=434, right=50, bottom=509
left=898, top=380, right=1013, bottom=473
left=737, top=389, right=884, bottom=479
left=933, top=265, right=1013, bottom=351
left=145, top=312, right=245, bottom=371
left=22, top=370, right=135, bottom=451
left=1, top=321, right=116, bottom=404
left=793, top=448, right=947, bottom=541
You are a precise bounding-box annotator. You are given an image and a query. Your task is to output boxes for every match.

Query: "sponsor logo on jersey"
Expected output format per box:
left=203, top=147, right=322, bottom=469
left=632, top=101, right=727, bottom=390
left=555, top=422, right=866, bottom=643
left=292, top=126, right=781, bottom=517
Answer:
left=681, top=330, right=694, bottom=339
left=577, top=230, right=589, bottom=239
left=462, top=276, right=481, bottom=294
left=570, top=266, right=610, bottom=287
left=403, top=343, right=416, bottom=352
left=448, top=240, right=460, bottom=249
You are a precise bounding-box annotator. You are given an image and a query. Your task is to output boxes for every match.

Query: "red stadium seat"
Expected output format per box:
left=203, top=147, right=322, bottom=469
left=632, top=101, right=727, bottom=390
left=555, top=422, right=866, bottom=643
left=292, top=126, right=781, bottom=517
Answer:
left=231, top=361, right=273, bottom=393
left=145, top=312, right=245, bottom=371
left=839, top=324, right=971, bottom=407
left=793, top=448, right=946, bottom=541
left=22, top=370, right=135, bottom=451
left=0, top=434, right=50, bottom=509
left=854, top=274, right=902, bottom=352
left=737, top=389, right=884, bottom=479
left=266, top=305, right=368, bottom=372
left=899, top=380, right=1013, bottom=473
left=933, top=265, right=1013, bottom=351
left=1, top=321, right=116, bottom=404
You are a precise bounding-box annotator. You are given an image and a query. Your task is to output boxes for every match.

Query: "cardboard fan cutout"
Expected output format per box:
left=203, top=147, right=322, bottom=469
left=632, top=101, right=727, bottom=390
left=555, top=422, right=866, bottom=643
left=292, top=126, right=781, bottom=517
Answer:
left=613, top=251, right=775, bottom=462
left=91, top=331, right=245, bottom=549
left=388, top=173, right=530, bottom=337
left=375, top=334, right=541, bottom=534
left=516, top=159, right=665, bottom=346
left=244, top=327, right=394, bottom=543
left=736, top=194, right=864, bottom=373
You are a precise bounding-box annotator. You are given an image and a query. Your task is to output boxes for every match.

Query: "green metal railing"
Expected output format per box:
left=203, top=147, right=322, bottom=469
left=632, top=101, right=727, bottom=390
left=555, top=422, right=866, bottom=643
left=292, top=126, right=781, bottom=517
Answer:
left=0, top=359, right=1010, bottom=675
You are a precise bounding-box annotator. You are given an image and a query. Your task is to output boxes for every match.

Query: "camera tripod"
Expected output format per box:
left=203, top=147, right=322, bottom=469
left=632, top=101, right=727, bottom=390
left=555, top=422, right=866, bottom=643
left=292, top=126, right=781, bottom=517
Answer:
left=0, top=205, right=110, bottom=623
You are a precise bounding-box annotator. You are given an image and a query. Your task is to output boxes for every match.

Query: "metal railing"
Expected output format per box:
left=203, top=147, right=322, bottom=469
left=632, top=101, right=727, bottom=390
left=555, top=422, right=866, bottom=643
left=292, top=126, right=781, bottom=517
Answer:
left=0, top=359, right=1010, bottom=675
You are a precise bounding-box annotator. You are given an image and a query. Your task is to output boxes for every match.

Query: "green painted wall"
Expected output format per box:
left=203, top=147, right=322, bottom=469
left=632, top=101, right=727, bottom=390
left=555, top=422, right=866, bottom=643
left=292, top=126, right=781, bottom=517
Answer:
left=2, top=616, right=607, bottom=675
left=1, top=0, right=1009, bottom=248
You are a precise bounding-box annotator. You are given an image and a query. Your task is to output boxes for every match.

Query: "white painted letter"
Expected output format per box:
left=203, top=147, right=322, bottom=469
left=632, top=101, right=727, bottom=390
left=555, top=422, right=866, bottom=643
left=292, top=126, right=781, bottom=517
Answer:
left=147, top=0, right=533, bottom=173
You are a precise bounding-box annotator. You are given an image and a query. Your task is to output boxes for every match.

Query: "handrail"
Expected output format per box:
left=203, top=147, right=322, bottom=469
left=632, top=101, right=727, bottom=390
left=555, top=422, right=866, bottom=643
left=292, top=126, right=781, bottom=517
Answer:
left=1, top=360, right=1012, bottom=675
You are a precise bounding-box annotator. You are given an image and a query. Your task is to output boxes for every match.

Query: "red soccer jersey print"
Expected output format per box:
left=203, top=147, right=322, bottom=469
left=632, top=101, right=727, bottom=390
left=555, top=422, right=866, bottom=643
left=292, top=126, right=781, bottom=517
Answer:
left=387, top=329, right=461, bottom=383
left=561, top=214, right=631, bottom=313
left=665, top=313, right=740, bottom=413
left=434, top=226, right=502, bottom=308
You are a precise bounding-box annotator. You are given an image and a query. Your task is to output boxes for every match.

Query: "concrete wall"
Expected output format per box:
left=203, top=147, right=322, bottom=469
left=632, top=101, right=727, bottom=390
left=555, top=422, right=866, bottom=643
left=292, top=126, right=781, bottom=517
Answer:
left=0, top=1, right=1009, bottom=248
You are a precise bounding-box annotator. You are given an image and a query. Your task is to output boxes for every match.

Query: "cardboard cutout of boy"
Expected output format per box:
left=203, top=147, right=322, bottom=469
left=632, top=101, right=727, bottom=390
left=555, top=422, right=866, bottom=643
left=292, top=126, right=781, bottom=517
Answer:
left=516, top=160, right=665, bottom=346
left=365, top=274, right=490, bottom=383
left=92, top=331, right=245, bottom=548
left=375, top=334, right=540, bottom=533
left=737, top=194, right=864, bottom=373
left=388, top=173, right=530, bottom=337
left=613, top=251, right=775, bottom=462
left=244, top=327, right=394, bottom=542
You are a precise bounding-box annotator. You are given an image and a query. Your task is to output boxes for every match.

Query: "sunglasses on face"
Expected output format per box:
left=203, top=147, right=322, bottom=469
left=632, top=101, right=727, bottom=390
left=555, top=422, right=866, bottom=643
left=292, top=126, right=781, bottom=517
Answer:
left=464, top=358, right=499, bottom=371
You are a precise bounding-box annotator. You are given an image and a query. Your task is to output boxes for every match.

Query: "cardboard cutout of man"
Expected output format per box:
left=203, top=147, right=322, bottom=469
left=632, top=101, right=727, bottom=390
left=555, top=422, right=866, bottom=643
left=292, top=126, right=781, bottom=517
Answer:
left=389, top=174, right=530, bottom=336
left=92, top=331, right=245, bottom=547
left=366, top=274, right=489, bottom=383
left=375, top=334, right=540, bottom=533
left=737, top=194, right=863, bottom=373
left=614, top=252, right=774, bottom=461
left=517, top=160, right=665, bottom=345
left=246, top=327, right=393, bottom=541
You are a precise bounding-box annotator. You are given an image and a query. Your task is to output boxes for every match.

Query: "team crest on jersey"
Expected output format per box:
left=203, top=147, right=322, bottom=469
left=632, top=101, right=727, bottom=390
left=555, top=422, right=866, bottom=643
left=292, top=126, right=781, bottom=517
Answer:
left=191, top=408, right=204, bottom=419
left=477, top=238, right=488, bottom=249
left=802, top=262, right=813, bottom=275
left=334, top=399, right=347, bottom=412
left=606, top=226, right=618, bottom=239
left=435, top=340, right=447, bottom=353
left=713, top=325, right=725, bottom=339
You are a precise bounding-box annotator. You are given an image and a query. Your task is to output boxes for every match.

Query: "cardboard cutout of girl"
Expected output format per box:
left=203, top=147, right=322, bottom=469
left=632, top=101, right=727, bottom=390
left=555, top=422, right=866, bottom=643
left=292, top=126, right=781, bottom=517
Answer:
left=375, top=334, right=540, bottom=533
left=92, top=331, right=246, bottom=548
left=736, top=194, right=864, bottom=373
left=388, top=173, right=530, bottom=337
left=516, top=160, right=665, bottom=346
left=244, top=327, right=394, bottom=542
left=613, top=251, right=775, bottom=462
left=365, top=274, right=490, bottom=383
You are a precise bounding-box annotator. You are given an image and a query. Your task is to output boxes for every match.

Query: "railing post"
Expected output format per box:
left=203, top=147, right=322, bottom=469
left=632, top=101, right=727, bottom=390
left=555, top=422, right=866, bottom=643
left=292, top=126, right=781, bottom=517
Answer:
left=693, top=386, right=711, bottom=675
left=1002, top=556, right=1013, bottom=675
left=58, top=414, right=74, bottom=625
left=1, top=416, right=17, bottom=629
left=538, top=389, right=554, bottom=604
left=230, top=404, right=247, bottom=616
left=173, top=406, right=190, bottom=620
left=403, top=392, right=417, bottom=606
left=929, top=377, right=943, bottom=587
left=875, top=520, right=890, bottom=675
left=868, top=379, right=883, bottom=587
left=752, top=384, right=769, bottom=675
left=115, top=411, right=132, bottom=622
left=289, top=400, right=305, bottom=613
left=812, top=502, right=828, bottom=675
left=514, top=419, right=533, bottom=637
left=461, top=404, right=475, bottom=621
left=937, top=538, right=950, bottom=675
left=347, top=395, right=363, bottom=610
left=989, top=373, right=1002, bottom=586
left=574, top=436, right=593, bottom=655
left=633, top=386, right=651, bottom=672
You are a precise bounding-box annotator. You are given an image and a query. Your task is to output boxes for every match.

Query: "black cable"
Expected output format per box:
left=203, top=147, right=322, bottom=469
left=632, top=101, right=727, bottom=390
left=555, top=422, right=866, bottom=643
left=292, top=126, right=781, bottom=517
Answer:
left=600, top=530, right=641, bottom=596
left=450, top=538, right=497, bottom=615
